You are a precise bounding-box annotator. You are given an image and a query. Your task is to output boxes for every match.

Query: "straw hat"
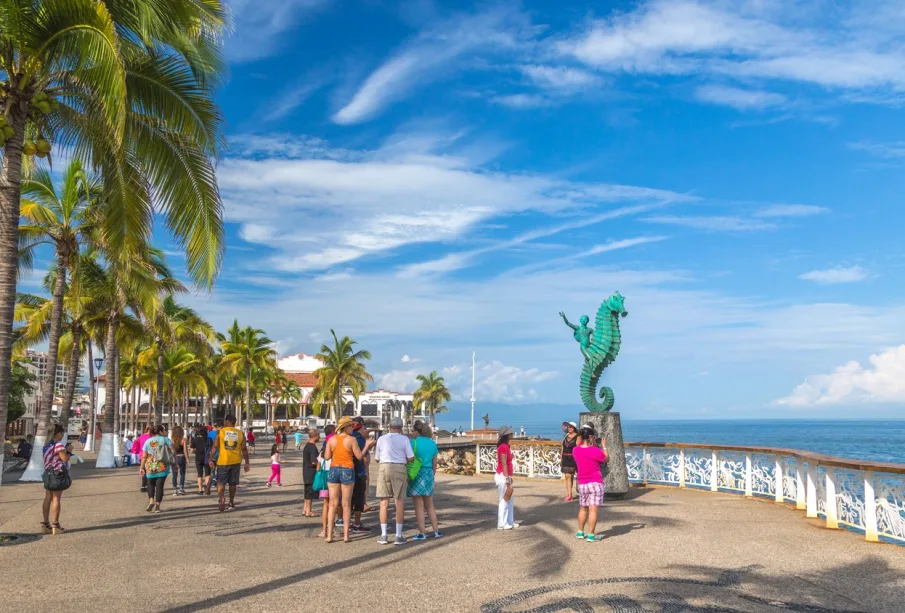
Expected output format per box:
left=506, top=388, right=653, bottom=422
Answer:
left=336, top=416, right=354, bottom=433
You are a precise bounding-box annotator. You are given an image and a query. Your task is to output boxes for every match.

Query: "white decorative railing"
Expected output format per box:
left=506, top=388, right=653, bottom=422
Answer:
left=474, top=441, right=905, bottom=545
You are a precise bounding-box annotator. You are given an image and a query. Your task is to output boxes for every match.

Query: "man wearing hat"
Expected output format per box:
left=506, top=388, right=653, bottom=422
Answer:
left=374, top=416, right=415, bottom=545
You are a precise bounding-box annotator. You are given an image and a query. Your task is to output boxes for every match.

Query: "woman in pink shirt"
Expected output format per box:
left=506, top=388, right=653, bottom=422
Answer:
left=572, top=423, right=608, bottom=542
left=134, top=425, right=153, bottom=493
left=495, top=425, right=519, bottom=530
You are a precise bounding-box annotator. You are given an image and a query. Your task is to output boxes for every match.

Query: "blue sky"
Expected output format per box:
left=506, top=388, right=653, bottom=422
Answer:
left=53, top=0, right=905, bottom=418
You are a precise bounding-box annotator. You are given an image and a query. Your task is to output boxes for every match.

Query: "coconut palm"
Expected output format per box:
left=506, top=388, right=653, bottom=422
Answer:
left=220, top=326, right=278, bottom=429
left=413, top=370, right=452, bottom=428
left=0, top=0, right=229, bottom=483
left=311, top=331, right=373, bottom=423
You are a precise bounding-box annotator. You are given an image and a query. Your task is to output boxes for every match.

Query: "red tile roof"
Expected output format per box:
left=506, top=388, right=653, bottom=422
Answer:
left=284, top=372, right=318, bottom=387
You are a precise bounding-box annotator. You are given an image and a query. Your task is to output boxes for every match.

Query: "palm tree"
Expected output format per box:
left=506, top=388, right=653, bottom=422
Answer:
left=413, top=370, right=452, bottom=428
left=221, top=326, right=278, bottom=429
left=0, top=0, right=229, bottom=483
left=311, top=330, right=373, bottom=423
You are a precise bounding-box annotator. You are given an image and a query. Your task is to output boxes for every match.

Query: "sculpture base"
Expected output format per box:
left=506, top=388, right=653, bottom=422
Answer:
left=579, top=411, right=629, bottom=499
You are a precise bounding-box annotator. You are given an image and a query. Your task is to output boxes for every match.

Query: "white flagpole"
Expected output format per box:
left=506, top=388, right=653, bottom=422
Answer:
left=470, top=351, right=476, bottom=431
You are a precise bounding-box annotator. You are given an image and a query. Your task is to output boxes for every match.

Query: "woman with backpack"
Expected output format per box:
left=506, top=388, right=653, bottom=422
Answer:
left=191, top=425, right=212, bottom=495
left=572, top=423, right=608, bottom=542
left=407, top=423, right=443, bottom=540
left=41, top=425, right=73, bottom=535
left=140, top=425, right=176, bottom=513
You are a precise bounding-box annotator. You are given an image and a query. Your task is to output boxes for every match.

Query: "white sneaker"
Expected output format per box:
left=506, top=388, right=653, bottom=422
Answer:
left=498, top=524, right=514, bottom=530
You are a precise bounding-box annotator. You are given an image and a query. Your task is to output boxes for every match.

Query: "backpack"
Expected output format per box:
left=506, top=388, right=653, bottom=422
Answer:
left=407, top=439, right=422, bottom=481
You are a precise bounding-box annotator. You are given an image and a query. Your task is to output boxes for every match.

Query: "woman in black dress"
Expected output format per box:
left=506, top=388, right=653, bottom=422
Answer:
left=561, top=421, right=579, bottom=501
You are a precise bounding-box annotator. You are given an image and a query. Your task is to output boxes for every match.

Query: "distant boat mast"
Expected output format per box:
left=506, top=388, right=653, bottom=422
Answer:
left=470, top=351, right=476, bottom=432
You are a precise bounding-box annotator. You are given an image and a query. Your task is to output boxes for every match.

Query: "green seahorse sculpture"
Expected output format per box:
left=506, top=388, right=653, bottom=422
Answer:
left=559, top=291, right=628, bottom=412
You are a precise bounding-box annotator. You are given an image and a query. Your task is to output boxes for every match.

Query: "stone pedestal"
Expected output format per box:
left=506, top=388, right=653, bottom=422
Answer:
left=579, top=411, right=629, bottom=499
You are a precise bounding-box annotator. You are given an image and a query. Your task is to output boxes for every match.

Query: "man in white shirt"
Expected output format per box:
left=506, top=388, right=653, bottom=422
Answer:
left=374, top=416, right=414, bottom=545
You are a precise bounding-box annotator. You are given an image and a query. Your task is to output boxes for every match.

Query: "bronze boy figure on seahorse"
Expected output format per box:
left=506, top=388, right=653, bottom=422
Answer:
left=559, top=292, right=628, bottom=412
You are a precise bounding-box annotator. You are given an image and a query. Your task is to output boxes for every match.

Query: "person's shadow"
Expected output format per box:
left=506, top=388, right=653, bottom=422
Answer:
left=598, top=522, right=646, bottom=540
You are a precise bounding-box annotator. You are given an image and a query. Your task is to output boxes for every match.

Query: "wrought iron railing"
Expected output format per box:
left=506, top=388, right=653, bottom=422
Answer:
left=473, top=440, right=905, bottom=545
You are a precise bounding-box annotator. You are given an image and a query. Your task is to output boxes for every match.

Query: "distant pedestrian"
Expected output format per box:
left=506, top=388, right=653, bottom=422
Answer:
left=17, top=434, right=33, bottom=460
left=560, top=421, right=579, bottom=502
left=247, top=429, right=256, bottom=455
left=136, top=425, right=152, bottom=493
left=302, top=429, right=320, bottom=517
left=268, top=444, right=282, bottom=487
left=324, top=417, right=374, bottom=543
left=123, top=434, right=135, bottom=466
left=41, top=425, right=73, bottom=535
left=408, top=423, right=443, bottom=539
left=281, top=429, right=289, bottom=452
left=573, top=423, right=608, bottom=542
left=171, top=425, right=189, bottom=495
left=79, top=428, right=87, bottom=449
left=210, top=415, right=250, bottom=512
left=294, top=429, right=303, bottom=450
left=495, top=425, right=518, bottom=530
left=191, top=425, right=212, bottom=495
left=275, top=429, right=282, bottom=448
left=374, top=416, right=414, bottom=545
left=141, top=425, right=175, bottom=514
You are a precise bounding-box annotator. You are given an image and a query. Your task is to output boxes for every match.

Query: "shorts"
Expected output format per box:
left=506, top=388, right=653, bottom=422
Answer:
left=216, top=464, right=241, bottom=486
left=303, top=483, right=319, bottom=500
left=578, top=481, right=605, bottom=507
left=328, top=466, right=355, bottom=485
left=352, top=475, right=367, bottom=512
left=376, top=463, right=408, bottom=500
left=195, top=459, right=211, bottom=478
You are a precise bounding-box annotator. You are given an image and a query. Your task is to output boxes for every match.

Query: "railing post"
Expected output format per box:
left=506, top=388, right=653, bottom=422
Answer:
left=806, top=462, right=817, bottom=518
left=745, top=452, right=753, bottom=497
left=678, top=448, right=686, bottom=488
left=475, top=445, right=481, bottom=475
left=864, top=471, right=878, bottom=542
left=642, top=446, right=649, bottom=485
left=774, top=455, right=783, bottom=503
left=710, top=449, right=718, bottom=491
left=795, top=459, right=806, bottom=510
left=528, top=445, right=535, bottom=479
left=825, top=468, right=839, bottom=529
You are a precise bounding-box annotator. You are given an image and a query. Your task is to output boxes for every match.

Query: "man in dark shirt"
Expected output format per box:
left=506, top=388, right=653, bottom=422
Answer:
left=17, top=434, right=33, bottom=460
left=350, top=417, right=371, bottom=533
left=302, top=429, right=320, bottom=517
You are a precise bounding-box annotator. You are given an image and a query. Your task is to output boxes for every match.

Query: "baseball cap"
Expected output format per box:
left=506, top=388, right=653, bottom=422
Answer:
left=389, top=416, right=404, bottom=428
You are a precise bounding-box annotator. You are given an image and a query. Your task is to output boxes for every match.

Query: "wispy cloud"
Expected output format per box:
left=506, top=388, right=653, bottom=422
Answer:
left=754, top=204, right=829, bottom=218
left=518, top=65, right=602, bottom=90
left=849, top=141, right=905, bottom=159
left=490, top=93, right=553, bottom=109
left=333, top=7, right=532, bottom=124
left=799, top=265, right=870, bottom=284
left=643, top=215, right=775, bottom=231
left=226, top=0, right=330, bottom=62
left=261, top=79, right=328, bottom=122
left=694, top=84, right=787, bottom=111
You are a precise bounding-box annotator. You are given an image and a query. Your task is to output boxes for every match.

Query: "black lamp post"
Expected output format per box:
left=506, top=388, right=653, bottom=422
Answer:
left=90, top=358, right=104, bottom=448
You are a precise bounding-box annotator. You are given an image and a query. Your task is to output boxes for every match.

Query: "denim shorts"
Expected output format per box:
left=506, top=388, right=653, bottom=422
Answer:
left=328, top=466, right=355, bottom=485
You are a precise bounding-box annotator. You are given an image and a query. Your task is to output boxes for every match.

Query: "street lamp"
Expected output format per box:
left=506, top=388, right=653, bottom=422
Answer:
left=90, top=358, right=104, bottom=452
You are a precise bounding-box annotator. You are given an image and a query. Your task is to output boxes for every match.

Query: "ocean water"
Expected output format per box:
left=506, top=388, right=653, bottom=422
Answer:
left=456, top=420, right=905, bottom=465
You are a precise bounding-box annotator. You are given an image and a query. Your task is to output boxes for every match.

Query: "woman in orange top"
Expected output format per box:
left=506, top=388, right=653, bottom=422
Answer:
left=324, top=416, right=374, bottom=543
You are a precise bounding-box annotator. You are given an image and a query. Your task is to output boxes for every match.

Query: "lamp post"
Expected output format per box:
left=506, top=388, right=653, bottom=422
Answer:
left=90, top=357, right=104, bottom=451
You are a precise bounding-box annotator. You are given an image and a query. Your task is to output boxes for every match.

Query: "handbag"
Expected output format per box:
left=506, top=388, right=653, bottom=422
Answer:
left=42, top=465, right=72, bottom=492
left=407, top=439, right=422, bottom=481
left=312, top=459, right=329, bottom=491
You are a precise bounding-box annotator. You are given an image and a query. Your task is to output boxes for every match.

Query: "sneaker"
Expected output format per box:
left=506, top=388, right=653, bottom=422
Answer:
left=173, top=491, right=180, bottom=496
left=498, top=524, right=514, bottom=530
left=575, top=531, right=585, bottom=539
left=154, top=508, right=162, bottom=514
left=140, top=487, right=147, bottom=493
left=227, top=504, right=235, bottom=512
left=277, top=484, right=282, bottom=487
left=394, top=536, right=406, bottom=546
left=335, top=518, right=344, bottom=527
left=586, top=534, right=600, bottom=543
left=412, top=533, right=427, bottom=541
left=146, top=502, right=154, bottom=512
left=433, top=531, right=444, bottom=538
left=510, top=522, right=521, bottom=528
left=377, top=535, right=389, bottom=545
left=351, top=524, right=371, bottom=533
left=267, top=483, right=272, bottom=488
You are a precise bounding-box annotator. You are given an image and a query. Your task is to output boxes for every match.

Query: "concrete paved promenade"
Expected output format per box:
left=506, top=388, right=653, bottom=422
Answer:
left=1, top=451, right=904, bottom=613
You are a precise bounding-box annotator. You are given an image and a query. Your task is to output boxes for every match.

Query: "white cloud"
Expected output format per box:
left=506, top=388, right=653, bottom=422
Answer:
left=754, top=204, right=829, bottom=218
left=261, top=79, right=327, bottom=122
left=518, top=65, right=602, bottom=90
left=226, top=0, right=329, bottom=62
left=560, top=0, right=905, bottom=100
left=849, top=141, right=905, bottom=159
left=218, top=132, right=691, bottom=273
left=643, top=215, right=775, bottom=231
left=694, top=85, right=787, bottom=110
left=799, top=266, right=870, bottom=284
left=400, top=355, right=413, bottom=363
left=490, top=93, right=554, bottom=109
left=333, top=8, right=531, bottom=124
left=776, top=345, right=905, bottom=406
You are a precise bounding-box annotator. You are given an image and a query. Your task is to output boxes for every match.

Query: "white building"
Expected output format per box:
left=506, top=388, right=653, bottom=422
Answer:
left=26, top=349, right=86, bottom=397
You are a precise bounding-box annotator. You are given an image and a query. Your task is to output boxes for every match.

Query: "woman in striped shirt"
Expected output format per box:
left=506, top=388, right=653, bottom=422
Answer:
left=41, top=425, right=72, bottom=535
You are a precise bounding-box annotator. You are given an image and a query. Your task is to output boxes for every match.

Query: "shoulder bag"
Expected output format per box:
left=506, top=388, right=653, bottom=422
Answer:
left=407, top=439, right=422, bottom=481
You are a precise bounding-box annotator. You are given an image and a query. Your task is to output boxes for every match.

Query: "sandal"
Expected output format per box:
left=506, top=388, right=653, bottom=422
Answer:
left=565, top=496, right=573, bottom=502
left=51, top=523, right=65, bottom=535
left=40, top=522, right=52, bottom=535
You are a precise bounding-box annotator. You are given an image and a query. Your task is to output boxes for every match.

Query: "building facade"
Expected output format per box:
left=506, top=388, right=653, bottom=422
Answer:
left=26, top=349, right=86, bottom=397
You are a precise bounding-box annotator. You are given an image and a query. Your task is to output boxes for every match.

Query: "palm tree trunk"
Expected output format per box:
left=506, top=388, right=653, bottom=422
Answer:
left=155, top=339, right=164, bottom=425
left=113, top=344, right=121, bottom=437
left=97, top=314, right=118, bottom=467
left=245, top=363, right=252, bottom=430
left=39, top=253, right=68, bottom=436
left=0, top=107, right=28, bottom=485
left=59, top=326, right=82, bottom=427
left=86, top=341, right=97, bottom=452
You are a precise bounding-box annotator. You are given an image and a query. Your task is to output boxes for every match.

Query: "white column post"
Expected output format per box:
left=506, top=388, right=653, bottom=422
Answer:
left=795, top=459, right=806, bottom=510
left=528, top=445, right=535, bottom=479
left=710, top=449, right=719, bottom=492
left=774, top=455, right=784, bottom=503
left=744, top=452, right=753, bottom=497
left=475, top=445, right=481, bottom=475
left=642, top=446, right=649, bottom=485
left=806, top=463, right=817, bottom=518
left=678, top=448, right=686, bottom=487
left=825, top=468, right=839, bottom=529
left=864, top=471, right=878, bottom=542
